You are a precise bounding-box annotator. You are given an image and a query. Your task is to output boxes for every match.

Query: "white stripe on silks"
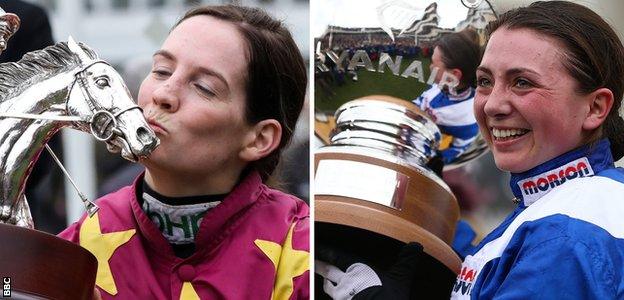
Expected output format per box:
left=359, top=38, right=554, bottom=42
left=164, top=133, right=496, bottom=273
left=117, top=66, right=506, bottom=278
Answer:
left=452, top=136, right=477, bottom=147
left=431, top=99, right=476, bottom=127
left=413, top=85, right=440, bottom=111
left=458, top=176, right=624, bottom=299
left=421, top=85, right=441, bottom=101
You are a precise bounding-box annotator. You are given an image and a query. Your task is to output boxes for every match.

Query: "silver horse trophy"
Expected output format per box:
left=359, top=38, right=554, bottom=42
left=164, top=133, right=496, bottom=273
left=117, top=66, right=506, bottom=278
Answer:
left=0, top=36, right=159, bottom=228
left=0, top=6, right=159, bottom=300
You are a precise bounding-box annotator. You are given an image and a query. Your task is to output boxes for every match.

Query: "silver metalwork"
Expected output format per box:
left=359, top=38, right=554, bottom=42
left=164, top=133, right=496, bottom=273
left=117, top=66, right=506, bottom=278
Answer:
left=444, top=134, right=489, bottom=170
left=331, top=99, right=441, bottom=166
left=0, top=37, right=159, bottom=228
left=315, top=97, right=448, bottom=205
left=0, top=7, right=19, bottom=53
left=316, top=145, right=452, bottom=193
left=461, top=0, right=484, bottom=9
left=45, top=145, right=98, bottom=217
left=325, top=98, right=490, bottom=170
left=89, top=110, right=118, bottom=141
left=315, top=159, right=409, bottom=209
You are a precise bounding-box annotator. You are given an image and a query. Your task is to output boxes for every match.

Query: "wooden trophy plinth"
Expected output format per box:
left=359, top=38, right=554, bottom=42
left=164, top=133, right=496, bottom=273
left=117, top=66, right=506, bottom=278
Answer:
left=0, top=224, right=97, bottom=300
left=315, top=151, right=461, bottom=299
left=315, top=151, right=462, bottom=273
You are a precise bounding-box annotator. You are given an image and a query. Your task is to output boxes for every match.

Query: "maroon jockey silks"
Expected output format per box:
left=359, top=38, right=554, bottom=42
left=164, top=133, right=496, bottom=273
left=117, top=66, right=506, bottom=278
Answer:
left=59, top=172, right=310, bottom=300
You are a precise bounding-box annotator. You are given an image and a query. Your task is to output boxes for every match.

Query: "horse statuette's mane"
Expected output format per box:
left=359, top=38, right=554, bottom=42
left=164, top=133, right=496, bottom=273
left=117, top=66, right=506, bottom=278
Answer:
left=0, top=41, right=98, bottom=102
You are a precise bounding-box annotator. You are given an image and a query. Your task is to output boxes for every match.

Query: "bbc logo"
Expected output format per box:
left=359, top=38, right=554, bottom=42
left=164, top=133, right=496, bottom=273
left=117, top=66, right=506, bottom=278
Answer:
left=2, top=277, right=10, bottom=297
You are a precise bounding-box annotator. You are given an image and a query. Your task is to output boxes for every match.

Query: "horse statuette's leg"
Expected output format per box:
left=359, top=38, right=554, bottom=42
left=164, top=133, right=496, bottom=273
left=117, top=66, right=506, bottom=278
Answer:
left=14, top=195, right=34, bottom=229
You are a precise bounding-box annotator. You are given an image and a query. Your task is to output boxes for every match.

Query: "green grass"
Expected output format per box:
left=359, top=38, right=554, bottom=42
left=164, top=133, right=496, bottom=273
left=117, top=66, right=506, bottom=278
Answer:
left=315, top=57, right=432, bottom=112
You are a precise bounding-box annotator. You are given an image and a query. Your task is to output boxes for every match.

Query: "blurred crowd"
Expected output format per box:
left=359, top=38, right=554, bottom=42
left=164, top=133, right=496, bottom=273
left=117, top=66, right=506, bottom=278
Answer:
left=315, top=31, right=434, bottom=97
left=320, top=33, right=430, bottom=59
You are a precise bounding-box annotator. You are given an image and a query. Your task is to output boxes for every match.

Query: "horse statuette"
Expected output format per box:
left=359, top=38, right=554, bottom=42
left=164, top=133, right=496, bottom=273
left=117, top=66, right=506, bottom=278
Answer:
left=0, top=37, right=159, bottom=228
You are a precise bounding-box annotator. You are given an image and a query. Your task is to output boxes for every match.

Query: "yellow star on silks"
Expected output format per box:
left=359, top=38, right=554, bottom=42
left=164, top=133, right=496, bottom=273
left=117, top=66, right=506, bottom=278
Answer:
left=79, top=212, right=135, bottom=296
left=255, top=222, right=309, bottom=300
left=180, top=282, right=200, bottom=300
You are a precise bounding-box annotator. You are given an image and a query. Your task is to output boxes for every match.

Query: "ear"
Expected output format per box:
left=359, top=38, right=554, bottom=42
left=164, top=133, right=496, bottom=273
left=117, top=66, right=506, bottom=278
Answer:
left=450, top=68, right=463, bottom=83
left=438, top=68, right=461, bottom=92
left=239, top=119, right=282, bottom=162
left=67, top=36, right=92, bottom=64
left=582, top=87, right=614, bottom=131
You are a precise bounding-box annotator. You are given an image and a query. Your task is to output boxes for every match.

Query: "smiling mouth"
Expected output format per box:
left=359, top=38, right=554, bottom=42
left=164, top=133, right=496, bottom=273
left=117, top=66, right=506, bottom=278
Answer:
left=491, top=127, right=530, bottom=141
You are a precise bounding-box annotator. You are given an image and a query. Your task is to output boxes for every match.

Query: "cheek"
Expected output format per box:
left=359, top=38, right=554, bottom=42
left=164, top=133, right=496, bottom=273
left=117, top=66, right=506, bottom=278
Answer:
left=181, top=107, right=238, bottom=136
left=137, top=78, right=153, bottom=108
left=473, top=94, right=488, bottom=127
left=520, top=95, right=576, bottom=133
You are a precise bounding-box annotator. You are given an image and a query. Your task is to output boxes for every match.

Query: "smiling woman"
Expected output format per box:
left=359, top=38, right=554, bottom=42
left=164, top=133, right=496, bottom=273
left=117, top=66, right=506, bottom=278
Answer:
left=58, top=5, right=309, bottom=300
left=454, top=1, right=624, bottom=298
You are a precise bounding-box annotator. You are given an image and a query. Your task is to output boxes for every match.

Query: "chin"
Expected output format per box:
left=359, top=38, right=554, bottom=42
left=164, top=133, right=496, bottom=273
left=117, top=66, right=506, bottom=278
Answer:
left=493, top=154, right=532, bottom=173
left=139, top=150, right=170, bottom=170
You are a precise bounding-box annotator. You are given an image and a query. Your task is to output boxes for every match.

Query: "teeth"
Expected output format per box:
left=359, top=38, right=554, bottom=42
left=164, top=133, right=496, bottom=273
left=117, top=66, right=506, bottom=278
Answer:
left=492, top=128, right=528, bottom=139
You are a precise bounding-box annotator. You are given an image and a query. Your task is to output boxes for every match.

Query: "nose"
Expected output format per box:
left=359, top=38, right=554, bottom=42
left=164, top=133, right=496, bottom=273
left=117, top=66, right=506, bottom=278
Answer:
left=482, top=84, right=513, bottom=119
left=152, top=80, right=180, bottom=112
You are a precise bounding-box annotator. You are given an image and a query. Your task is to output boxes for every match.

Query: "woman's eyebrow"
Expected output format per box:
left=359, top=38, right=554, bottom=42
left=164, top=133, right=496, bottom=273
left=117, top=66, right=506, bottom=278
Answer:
left=196, top=66, right=229, bottom=90
left=476, top=66, right=491, bottom=74
left=152, top=49, right=229, bottom=90
left=506, top=67, right=540, bottom=77
left=476, top=66, right=540, bottom=77
left=153, top=49, right=175, bottom=61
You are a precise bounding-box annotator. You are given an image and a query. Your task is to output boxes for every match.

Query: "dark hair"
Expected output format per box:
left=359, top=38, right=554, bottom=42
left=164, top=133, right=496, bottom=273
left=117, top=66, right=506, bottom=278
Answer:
left=176, top=5, right=307, bottom=181
left=485, top=1, right=624, bottom=160
left=435, top=28, right=481, bottom=88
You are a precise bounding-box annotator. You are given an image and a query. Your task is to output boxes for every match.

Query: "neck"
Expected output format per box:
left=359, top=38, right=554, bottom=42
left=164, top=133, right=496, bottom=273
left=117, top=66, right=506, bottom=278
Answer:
left=143, top=166, right=245, bottom=197
left=0, top=77, right=73, bottom=223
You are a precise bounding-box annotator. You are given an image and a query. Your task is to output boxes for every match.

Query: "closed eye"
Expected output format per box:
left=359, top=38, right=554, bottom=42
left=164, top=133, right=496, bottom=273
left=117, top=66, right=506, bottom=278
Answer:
left=151, top=69, right=171, bottom=79
left=194, top=83, right=216, bottom=97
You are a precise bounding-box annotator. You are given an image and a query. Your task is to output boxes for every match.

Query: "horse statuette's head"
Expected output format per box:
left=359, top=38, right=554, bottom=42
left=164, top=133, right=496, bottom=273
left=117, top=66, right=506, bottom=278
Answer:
left=66, top=37, right=159, bottom=161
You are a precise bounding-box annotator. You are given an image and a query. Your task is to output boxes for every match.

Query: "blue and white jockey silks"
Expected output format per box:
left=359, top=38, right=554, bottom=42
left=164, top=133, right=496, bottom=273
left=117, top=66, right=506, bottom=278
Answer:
left=451, top=139, right=624, bottom=299
left=412, top=85, right=479, bottom=164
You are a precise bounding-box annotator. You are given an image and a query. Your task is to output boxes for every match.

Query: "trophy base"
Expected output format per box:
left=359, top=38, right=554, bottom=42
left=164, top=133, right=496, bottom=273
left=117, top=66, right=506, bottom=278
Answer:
left=0, top=223, right=97, bottom=300
left=315, top=222, right=457, bottom=299
left=316, top=196, right=462, bottom=274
